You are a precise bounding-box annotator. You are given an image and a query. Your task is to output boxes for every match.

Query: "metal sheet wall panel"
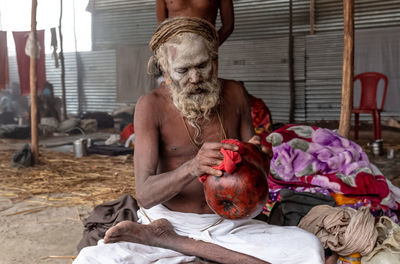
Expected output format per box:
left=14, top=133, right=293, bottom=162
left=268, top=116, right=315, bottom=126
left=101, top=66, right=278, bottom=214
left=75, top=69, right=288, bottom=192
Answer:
left=92, top=0, right=400, bottom=48
left=92, top=0, right=157, bottom=50
left=76, top=50, right=125, bottom=113
left=221, top=0, right=310, bottom=40
left=45, top=53, right=79, bottom=115
left=218, top=37, right=305, bottom=122
left=8, top=55, right=19, bottom=85
left=305, top=32, right=343, bottom=121
left=315, top=0, right=400, bottom=32
left=8, top=50, right=126, bottom=115
left=306, top=28, right=400, bottom=122
left=92, top=0, right=311, bottom=49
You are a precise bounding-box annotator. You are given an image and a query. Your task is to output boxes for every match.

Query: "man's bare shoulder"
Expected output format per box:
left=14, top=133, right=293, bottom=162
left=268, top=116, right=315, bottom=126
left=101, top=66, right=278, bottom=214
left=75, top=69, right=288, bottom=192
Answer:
left=135, top=85, right=168, bottom=114
left=220, top=78, right=247, bottom=101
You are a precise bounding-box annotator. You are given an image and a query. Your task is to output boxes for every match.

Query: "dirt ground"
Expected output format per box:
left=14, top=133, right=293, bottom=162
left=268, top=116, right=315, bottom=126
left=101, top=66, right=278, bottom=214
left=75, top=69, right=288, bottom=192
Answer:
left=0, top=125, right=399, bottom=264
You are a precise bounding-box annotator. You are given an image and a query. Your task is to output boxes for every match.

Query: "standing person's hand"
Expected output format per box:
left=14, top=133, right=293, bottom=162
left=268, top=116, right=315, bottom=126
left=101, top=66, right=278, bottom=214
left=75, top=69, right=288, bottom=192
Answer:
left=247, top=135, right=272, bottom=158
left=188, top=142, right=238, bottom=178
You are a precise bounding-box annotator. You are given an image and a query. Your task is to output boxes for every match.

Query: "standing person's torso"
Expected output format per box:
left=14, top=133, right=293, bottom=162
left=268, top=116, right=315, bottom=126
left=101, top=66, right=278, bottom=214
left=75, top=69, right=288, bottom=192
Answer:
left=164, top=0, right=220, bottom=25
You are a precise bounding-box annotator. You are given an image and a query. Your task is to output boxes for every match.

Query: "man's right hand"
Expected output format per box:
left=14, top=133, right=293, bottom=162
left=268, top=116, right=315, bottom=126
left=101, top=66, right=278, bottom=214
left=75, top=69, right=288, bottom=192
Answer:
left=189, top=142, right=239, bottom=178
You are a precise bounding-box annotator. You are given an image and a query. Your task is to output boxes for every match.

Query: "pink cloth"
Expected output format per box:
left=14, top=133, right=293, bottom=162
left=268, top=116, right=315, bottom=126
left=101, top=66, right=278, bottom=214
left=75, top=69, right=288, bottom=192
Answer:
left=12, top=30, right=46, bottom=95
left=0, top=31, right=9, bottom=90
left=199, top=139, right=243, bottom=183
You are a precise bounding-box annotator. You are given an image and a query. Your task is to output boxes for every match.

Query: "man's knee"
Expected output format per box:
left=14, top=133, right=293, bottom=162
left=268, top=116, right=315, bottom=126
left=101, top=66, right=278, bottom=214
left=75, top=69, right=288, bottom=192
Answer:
left=298, top=230, right=325, bottom=259
left=74, top=246, right=97, bottom=263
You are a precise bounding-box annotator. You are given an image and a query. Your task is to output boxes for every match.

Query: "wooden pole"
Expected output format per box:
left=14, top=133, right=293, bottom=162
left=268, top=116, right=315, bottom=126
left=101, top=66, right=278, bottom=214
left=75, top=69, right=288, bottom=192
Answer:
left=59, top=0, right=67, bottom=120
left=288, top=0, right=295, bottom=123
left=30, top=0, right=39, bottom=163
left=338, top=0, right=354, bottom=138
left=310, top=0, right=315, bottom=34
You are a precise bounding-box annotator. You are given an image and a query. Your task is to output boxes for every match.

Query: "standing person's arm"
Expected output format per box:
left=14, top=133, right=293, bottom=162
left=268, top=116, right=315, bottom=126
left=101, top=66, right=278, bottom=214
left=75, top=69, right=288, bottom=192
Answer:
left=218, top=0, right=234, bottom=45
left=156, top=0, right=168, bottom=25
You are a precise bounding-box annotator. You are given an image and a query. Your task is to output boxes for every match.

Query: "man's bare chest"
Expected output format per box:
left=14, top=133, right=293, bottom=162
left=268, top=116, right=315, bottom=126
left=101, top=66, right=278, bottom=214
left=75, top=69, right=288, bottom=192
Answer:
left=160, top=116, right=226, bottom=157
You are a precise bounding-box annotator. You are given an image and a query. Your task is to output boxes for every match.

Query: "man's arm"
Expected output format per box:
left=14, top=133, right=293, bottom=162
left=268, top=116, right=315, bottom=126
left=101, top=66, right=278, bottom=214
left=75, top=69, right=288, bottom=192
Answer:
left=156, top=0, right=168, bottom=25
left=134, top=94, right=238, bottom=208
left=235, top=82, right=255, bottom=142
left=218, top=0, right=234, bottom=45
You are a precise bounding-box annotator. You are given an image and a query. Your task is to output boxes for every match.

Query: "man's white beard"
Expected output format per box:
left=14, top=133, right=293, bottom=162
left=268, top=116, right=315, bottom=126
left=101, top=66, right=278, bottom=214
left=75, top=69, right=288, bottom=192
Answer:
left=169, top=77, right=221, bottom=145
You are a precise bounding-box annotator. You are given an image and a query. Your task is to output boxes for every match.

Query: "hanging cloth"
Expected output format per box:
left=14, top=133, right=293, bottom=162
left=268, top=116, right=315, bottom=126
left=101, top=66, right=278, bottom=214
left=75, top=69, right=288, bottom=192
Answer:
left=50, top=28, right=59, bottom=68
left=0, top=31, right=9, bottom=90
left=12, top=30, right=46, bottom=96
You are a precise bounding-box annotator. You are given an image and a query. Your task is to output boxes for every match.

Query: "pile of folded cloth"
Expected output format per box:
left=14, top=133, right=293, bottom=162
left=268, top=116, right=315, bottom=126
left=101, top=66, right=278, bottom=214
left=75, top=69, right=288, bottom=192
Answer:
left=263, top=124, right=400, bottom=223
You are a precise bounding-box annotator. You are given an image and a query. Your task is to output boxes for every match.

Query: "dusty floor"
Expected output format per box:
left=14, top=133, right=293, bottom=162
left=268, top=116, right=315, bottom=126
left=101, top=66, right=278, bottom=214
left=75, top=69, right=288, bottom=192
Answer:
left=0, top=199, right=90, bottom=264
left=0, top=126, right=399, bottom=264
left=0, top=132, right=134, bottom=264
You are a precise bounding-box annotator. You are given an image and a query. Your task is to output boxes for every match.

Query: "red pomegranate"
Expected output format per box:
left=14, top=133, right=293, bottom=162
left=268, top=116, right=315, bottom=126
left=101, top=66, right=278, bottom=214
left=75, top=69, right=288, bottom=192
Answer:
left=203, top=142, right=269, bottom=219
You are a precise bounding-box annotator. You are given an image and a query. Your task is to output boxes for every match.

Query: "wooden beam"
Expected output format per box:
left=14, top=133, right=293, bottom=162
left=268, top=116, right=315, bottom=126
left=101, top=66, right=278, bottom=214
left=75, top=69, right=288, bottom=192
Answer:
left=310, top=0, right=315, bottom=34
left=288, top=0, right=295, bottom=123
left=30, top=0, right=39, bottom=163
left=59, top=0, right=67, bottom=120
left=338, top=0, right=354, bottom=138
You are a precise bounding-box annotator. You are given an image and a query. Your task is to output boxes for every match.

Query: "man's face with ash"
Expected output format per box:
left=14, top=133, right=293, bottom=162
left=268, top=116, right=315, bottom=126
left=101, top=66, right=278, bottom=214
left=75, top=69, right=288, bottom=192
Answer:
left=162, top=34, right=220, bottom=122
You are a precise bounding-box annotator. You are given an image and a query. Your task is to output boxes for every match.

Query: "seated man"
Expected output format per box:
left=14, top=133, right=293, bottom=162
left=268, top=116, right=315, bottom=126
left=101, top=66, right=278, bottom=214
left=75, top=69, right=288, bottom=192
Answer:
left=156, top=0, right=234, bottom=45
left=73, top=17, right=324, bottom=264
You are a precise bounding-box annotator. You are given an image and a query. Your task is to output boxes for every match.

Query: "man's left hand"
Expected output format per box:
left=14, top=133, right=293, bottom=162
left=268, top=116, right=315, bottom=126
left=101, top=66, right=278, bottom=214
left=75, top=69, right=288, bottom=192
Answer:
left=248, top=135, right=272, bottom=158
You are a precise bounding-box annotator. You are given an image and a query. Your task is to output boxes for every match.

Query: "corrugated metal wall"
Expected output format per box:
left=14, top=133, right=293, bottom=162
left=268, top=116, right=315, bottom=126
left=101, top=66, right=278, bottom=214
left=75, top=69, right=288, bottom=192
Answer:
left=8, top=50, right=126, bottom=115
left=306, top=0, right=400, bottom=121
left=315, top=0, right=400, bottom=32
left=91, top=0, right=311, bottom=49
left=305, top=32, right=343, bottom=121
left=218, top=37, right=305, bottom=122
left=90, top=0, right=309, bottom=121
left=45, top=50, right=126, bottom=115
left=7, top=0, right=400, bottom=120
left=89, top=0, right=400, bottom=122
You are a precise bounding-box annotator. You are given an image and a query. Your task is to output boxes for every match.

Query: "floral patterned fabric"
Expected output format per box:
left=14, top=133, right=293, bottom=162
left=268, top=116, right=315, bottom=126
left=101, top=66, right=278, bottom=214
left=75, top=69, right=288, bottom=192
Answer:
left=249, top=94, right=272, bottom=147
left=264, top=124, right=399, bottom=222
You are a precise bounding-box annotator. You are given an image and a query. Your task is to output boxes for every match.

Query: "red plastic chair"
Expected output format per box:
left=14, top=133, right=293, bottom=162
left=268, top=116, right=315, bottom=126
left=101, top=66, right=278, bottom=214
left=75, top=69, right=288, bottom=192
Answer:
left=353, top=72, right=388, bottom=140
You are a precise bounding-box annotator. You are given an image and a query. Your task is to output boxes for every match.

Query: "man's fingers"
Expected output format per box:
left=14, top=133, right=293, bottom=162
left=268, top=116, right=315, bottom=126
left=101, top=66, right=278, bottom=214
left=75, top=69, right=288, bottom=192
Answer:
left=220, top=143, right=239, bottom=151
left=203, top=142, right=239, bottom=151
left=204, top=151, right=224, bottom=159
left=202, top=166, right=222, bottom=176
left=261, top=145, right=269, bottom=154
left=201, top=157, right=222, bottom=167
left=248, top=135, right=261, bottom=145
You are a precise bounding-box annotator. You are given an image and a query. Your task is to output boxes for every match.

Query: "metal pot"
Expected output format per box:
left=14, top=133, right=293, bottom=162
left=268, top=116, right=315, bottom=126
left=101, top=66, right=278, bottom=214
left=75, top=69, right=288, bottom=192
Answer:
left=371, top=139, right=383, bottom=156
left=73, top=138, right=88, bottom=158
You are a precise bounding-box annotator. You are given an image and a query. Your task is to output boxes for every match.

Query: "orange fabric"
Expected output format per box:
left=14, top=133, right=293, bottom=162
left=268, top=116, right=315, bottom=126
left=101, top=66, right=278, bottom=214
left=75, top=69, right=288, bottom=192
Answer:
left=330, top=193, right=362, bottom=206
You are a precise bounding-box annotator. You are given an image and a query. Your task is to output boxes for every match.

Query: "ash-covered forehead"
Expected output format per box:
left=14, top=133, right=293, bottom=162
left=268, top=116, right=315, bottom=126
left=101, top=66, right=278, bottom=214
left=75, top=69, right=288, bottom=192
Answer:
left=164, top=33, right=210, bottom=66
left=149, top=17, right=219, bottom=53
left=155, top=32, right=218, bottom=76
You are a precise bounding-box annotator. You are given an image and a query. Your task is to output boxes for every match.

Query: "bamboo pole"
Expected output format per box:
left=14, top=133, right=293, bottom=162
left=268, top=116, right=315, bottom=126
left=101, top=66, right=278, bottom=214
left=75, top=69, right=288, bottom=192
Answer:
left=59, top=0, right=67, bottom=120
left=30, top=0, right=39, bottom=163
left=288, top=0, right=295, bottom=123
left=338, top=0, right=354, bottom=138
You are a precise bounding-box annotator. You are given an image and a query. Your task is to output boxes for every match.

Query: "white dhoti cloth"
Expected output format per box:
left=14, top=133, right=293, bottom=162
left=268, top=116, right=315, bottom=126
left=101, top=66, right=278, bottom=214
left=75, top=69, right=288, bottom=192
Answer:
left=74, top=204, right=324, bottom=264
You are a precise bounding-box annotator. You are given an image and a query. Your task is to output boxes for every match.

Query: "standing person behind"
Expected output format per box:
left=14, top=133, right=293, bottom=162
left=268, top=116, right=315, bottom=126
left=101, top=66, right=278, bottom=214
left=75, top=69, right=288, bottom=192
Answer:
left=156, top=0, right=234, bottom=45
